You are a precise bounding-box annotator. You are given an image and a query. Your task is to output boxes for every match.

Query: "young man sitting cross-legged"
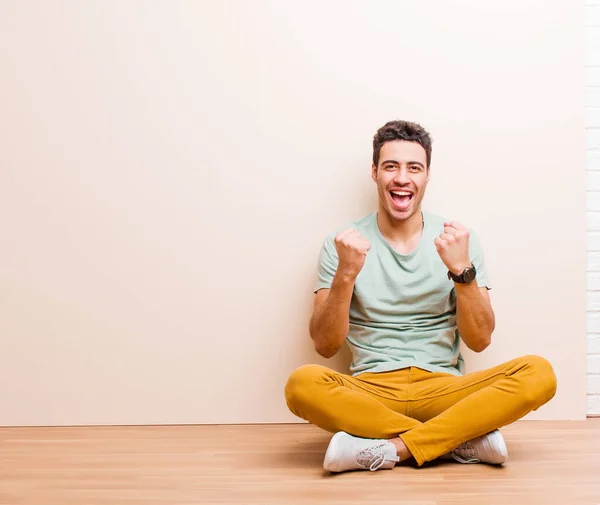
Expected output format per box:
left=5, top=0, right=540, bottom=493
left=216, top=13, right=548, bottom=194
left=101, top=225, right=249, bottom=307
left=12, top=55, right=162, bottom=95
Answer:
left=284, top=120, right=557, bottom=473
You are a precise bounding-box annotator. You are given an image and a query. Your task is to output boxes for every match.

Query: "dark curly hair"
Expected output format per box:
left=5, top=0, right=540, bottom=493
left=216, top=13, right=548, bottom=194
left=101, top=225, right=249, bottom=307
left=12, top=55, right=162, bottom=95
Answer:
left=372, top=120, right=432, bottom=168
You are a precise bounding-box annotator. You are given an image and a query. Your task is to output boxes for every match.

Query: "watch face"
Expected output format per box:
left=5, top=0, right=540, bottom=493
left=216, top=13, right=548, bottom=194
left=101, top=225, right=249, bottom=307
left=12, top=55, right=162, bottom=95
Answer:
left=464, top=267, right=477, bottom=283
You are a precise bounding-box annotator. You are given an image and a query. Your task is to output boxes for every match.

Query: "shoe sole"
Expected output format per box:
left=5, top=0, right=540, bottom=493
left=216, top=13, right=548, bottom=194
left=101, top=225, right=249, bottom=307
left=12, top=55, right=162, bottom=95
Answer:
left=323, top=431, right=348, bottom=472
left=488, top=430, right=509, bottom=464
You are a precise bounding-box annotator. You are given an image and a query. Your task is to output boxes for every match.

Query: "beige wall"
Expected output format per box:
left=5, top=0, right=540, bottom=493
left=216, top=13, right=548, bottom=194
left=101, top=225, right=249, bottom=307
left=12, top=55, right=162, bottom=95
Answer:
left=0, top=1, right=586, bottom=425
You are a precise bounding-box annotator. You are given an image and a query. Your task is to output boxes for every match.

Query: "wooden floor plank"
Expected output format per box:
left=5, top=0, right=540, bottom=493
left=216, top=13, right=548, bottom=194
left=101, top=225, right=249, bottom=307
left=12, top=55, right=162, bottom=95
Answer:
left=0, top=420, right=599, bottom=505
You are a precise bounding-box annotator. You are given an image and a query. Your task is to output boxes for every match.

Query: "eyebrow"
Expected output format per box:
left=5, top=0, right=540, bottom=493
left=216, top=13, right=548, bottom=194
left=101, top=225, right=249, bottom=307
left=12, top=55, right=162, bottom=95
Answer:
left=381, top=160, right=425, bottom=168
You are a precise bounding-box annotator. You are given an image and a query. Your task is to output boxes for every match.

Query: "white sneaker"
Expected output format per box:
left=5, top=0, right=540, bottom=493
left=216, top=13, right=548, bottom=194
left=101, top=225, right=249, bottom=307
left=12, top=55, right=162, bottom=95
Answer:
left=451, top=429, right=508, bottom=465
left=323, top=432, right=399, bottom=473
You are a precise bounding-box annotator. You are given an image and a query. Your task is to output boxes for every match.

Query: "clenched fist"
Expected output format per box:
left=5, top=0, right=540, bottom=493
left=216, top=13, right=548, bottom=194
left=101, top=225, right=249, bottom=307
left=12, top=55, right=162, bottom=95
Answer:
left=334, top=228, right=371, bottom=278
left=434, top=221, right=471, bottom=275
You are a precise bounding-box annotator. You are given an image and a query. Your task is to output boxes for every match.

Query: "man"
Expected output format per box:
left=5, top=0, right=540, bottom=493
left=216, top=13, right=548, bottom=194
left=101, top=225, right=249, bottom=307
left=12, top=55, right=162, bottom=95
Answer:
left=284, top=120, right=557, bottom=473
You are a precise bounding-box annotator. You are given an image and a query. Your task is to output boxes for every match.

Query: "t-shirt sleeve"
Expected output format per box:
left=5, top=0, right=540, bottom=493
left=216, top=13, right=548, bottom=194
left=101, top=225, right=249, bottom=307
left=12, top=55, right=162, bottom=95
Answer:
left=469, top=229, right=491, bottom=289
left=314, top=234, right=339, bottom=293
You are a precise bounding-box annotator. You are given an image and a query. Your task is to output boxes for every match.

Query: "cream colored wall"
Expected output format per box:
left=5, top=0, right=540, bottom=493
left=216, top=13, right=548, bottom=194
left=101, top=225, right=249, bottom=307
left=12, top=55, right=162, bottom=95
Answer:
left=0, top=1, right=586, bottom=425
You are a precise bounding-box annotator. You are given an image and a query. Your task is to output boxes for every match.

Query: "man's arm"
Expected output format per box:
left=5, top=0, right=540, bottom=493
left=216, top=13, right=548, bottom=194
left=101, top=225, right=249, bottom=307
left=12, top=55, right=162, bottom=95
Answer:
left=309, top=228, right=370, bottom=358
left=309, top=275, right=354, bottom=358
left=454, top=283, right=495, bottom=352
left=434, top=221, right=495, bottom=353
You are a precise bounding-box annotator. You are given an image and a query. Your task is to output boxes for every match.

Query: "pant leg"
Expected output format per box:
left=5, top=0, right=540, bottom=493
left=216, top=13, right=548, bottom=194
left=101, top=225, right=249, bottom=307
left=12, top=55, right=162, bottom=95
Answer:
left=285, top=364, right=422, bottom=439
left=400, top=355, right=557, bottom=466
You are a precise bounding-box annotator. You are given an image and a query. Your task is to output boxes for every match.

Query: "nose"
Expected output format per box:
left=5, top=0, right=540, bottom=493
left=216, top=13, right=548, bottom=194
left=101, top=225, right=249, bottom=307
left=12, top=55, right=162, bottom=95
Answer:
left=393, top=166, right=411, bottom=185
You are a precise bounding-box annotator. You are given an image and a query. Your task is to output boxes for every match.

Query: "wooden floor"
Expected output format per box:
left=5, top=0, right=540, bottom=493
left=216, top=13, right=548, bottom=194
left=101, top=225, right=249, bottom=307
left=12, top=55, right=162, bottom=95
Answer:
left=0, top=420, right=599, bottom=505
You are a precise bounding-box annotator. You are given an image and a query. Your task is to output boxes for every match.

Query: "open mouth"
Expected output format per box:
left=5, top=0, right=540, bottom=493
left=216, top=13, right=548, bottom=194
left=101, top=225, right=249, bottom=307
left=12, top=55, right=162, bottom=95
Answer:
left=389, top=190, right=414, bottom=211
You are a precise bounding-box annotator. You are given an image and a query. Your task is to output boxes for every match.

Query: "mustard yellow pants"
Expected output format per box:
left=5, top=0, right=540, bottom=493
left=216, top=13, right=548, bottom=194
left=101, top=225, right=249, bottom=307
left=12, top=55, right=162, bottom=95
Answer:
left=285, top=355, right=557, bottom=466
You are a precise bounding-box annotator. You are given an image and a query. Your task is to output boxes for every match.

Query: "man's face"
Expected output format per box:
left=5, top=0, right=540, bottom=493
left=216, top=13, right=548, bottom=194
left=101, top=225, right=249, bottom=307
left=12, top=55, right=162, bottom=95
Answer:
left=371, top=140, right=429, bottom=222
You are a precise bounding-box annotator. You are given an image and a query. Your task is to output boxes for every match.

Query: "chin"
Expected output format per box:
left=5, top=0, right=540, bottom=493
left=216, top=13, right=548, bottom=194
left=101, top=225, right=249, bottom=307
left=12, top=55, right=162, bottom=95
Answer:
left=387, top=205, right=415, bottom=222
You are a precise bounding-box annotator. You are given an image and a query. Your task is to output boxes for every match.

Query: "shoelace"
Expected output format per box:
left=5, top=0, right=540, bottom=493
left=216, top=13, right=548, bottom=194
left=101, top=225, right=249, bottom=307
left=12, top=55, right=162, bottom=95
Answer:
left=356, top=444, right=388, bottom=471
left=451, top=441, right=480, bottom=464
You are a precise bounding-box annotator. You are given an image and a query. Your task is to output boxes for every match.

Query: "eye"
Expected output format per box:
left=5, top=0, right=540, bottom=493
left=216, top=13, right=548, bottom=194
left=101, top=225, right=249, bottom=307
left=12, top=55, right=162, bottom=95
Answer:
left=409, top=165, right=422, bottom=172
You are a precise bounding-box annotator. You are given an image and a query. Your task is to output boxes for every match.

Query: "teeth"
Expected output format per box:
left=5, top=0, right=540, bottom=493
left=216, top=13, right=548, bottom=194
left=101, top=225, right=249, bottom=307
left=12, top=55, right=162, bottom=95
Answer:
left=391, top=190, right=412, bottom=196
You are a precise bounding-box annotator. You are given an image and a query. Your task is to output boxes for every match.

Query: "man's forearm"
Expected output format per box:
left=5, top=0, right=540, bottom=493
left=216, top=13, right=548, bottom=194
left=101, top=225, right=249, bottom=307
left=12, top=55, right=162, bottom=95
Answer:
left=309, top=273, right=356, bottom=358
left=455, top=282, right=495, bottom=352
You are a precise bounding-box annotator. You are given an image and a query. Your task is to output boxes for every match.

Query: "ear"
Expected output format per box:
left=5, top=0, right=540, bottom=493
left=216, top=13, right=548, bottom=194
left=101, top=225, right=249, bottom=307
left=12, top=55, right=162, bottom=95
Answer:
left=371, top=163, right=378, bottom=182
left=427, top=167, right=431, bottom=183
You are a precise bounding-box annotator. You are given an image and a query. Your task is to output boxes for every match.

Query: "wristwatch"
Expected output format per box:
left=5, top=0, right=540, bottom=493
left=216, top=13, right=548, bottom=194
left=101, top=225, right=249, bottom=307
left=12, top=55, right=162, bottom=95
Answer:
left=448, top=264, right=477, bottom=284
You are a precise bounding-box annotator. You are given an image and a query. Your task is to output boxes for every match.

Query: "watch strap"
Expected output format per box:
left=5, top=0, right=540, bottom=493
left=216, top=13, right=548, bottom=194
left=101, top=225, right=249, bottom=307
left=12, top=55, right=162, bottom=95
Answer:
left=448, top=264, right=476, bottom=284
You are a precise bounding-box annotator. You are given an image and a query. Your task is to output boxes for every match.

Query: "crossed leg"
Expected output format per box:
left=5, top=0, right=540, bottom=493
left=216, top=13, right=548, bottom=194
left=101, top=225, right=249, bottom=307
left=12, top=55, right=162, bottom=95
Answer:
left=285, top=355, right=557, bottom=466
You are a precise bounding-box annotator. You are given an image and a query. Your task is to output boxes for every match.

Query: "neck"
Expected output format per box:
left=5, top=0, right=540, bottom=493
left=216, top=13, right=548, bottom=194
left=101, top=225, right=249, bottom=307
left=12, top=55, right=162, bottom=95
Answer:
left=377, top=206, right=424, bottom=245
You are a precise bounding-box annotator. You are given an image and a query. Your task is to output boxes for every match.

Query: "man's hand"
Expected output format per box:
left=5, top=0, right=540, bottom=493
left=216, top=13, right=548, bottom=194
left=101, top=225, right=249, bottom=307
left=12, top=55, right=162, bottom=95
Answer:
left=334, top=228, right=371, bottom=278
left=309, top=228, right=369, bottom=358
left=434, top=221, right=471, bottom=275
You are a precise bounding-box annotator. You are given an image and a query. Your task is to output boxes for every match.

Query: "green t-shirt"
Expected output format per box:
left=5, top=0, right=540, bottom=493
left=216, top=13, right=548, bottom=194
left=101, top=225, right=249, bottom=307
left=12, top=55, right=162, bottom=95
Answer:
left=315, top=210, right=490, bottom=377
